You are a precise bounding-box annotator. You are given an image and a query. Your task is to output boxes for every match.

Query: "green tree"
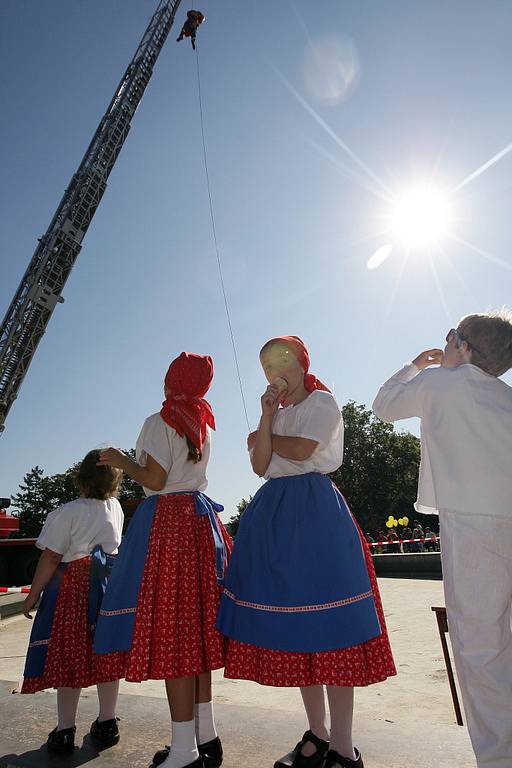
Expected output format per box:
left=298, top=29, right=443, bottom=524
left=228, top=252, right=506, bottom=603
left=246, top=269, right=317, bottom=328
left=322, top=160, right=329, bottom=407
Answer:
left=226, top=497, right=251, bottom=537
left=11, top=466, right=61, bottom=537
left=330, top=401, right=420, bottom=534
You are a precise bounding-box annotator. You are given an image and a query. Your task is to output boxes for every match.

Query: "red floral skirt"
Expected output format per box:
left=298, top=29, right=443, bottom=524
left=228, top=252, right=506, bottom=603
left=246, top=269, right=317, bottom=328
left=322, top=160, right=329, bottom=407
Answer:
left=223, top=534, right=396, bottom=687
left=22, top=557, right=124, bottom=693
left=106, top=494, right=232, bottom=682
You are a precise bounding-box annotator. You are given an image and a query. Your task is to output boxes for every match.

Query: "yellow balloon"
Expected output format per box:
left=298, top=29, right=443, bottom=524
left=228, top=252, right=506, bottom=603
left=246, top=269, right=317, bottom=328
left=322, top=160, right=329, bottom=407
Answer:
left=393, top=520, right=398, bottom=527
left=398, top=518, right=404, bottom=526
left=403, top=516, right=409, bottom=526
left=387, top=515, right=394, bottom=521
left=385, top=520, right=393, bottom=528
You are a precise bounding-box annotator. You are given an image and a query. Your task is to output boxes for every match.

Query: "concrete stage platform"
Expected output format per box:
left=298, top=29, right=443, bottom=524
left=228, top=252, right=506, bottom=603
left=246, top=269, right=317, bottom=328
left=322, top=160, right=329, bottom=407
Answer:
left=0, top=579, right=476, bottom=768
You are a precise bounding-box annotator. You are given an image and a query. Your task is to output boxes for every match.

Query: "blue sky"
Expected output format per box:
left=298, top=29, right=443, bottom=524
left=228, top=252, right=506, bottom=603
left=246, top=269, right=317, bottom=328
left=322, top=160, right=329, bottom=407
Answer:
left=1, top=0, right=511, bottom=521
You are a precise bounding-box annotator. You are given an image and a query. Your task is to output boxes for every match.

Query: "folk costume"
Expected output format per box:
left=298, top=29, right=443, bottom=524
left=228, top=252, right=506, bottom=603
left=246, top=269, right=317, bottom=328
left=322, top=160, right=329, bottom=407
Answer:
left=217, top=337, right=396, bottom=688
left=93, top=353, right=232, bottom=684
left=373, top=362, right=512, bottom=768
left=22, top=497, right=124, bottom=694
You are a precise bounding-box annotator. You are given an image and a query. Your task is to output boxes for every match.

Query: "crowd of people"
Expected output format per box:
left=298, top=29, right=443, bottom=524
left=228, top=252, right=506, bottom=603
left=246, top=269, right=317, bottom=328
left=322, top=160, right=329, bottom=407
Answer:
left=365, top=522, right=440, bottom=553
left=18, top=310, right=512, bottom=768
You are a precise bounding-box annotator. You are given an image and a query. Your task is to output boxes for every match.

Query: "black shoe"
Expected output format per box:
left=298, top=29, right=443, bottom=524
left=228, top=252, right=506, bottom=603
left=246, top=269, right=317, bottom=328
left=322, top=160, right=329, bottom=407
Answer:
left=47, top=726, right=76, bottom=755
left=152, top=759, right=204, bottom=768
left=90, top=717, right=120, bottom=747
left=274, top=730, right=329, bottom=768
left=324, top=748, right=364, bottom=768
left=199, top=736, right=223, bottom=768
left=153, top=741, right=219, bottom=768
left=152, top=745, right=170, bottom=767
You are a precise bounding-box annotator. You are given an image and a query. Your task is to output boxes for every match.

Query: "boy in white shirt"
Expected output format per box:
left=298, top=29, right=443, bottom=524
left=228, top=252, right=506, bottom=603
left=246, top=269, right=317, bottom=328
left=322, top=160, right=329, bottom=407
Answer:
left=372, top=309, right=512, bottom=768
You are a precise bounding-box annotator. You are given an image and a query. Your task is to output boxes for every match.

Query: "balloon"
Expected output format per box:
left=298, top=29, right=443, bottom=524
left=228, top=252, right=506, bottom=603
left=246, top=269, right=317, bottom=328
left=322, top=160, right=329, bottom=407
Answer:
left=385, top=520, right=393, bottom=528
left=403, top=516, right=409, bottom=526
left=393, top=520, right=398, bottom=527
left=388, top=515, right=394, bottom=521
left=398, top=518, right=404, bottom=526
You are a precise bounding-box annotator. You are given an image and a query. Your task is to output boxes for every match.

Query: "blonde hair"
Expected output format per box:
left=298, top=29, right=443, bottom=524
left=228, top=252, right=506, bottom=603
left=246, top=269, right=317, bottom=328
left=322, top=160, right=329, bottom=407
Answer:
left=458, top=308, right=512, bottom=376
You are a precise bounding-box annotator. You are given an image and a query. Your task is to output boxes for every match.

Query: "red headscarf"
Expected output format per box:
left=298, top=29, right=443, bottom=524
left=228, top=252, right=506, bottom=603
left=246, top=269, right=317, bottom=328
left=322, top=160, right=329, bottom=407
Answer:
left=262, top=336, right=331, bottom=393
left=160, top=352, right=215, bottom=451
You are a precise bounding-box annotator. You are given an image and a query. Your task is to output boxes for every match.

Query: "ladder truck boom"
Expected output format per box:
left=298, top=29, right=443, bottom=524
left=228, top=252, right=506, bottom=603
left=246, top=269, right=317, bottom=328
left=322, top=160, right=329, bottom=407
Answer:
left=0, top=0, right=183, bottom=432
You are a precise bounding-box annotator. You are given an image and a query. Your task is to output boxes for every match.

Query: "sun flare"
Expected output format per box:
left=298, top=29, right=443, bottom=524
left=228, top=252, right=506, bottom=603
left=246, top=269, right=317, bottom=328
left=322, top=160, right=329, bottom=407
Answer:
left=389, top=186, right=452, bottom=248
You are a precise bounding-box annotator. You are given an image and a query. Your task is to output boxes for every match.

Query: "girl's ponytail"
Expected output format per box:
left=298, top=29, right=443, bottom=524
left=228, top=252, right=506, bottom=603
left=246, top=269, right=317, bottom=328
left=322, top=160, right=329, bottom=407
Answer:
left=185, top=434, right=202, bottom=464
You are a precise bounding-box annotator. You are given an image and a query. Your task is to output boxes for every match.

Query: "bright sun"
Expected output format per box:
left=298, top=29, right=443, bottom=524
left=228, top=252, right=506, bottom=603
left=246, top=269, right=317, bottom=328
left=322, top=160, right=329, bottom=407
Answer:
left=389, top=185, right=452, bottom=247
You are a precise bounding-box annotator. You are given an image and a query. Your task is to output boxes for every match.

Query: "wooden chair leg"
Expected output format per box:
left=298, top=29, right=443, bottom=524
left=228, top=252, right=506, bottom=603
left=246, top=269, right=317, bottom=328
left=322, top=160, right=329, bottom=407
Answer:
left=434, top=609, right=464, bottom=726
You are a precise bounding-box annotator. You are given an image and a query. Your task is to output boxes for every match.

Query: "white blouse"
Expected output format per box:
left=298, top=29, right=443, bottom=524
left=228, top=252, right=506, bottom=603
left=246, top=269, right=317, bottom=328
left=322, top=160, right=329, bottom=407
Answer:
left=262, top=390, right=343, bottom=479
left=136, top=412, right=210, bottom=497
left=36, top=497, right=124, bottom=563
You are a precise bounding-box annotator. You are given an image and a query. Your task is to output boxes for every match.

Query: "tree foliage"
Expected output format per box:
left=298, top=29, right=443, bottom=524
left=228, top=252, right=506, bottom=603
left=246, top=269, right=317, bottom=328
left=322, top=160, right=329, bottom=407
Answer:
left=225, top=497, right=251, bottom=538
left=331, top=401, right=420, bottom=533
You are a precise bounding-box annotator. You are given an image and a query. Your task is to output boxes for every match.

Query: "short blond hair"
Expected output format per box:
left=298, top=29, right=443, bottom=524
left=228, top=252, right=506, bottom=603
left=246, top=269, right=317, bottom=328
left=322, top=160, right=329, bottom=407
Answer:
left=458, top=308, right=512, bottom=376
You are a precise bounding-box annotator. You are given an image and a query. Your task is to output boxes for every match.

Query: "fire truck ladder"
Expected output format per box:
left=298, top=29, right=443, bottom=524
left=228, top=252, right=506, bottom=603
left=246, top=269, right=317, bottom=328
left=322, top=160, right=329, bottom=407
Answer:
left=0, top=0, right=183, bottom=432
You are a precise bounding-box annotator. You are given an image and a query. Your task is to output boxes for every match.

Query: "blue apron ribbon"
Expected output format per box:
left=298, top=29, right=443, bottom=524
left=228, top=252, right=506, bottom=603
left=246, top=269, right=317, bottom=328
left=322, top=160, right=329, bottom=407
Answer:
left=191, top=492, right=226, bottom=583
left=88, top=545, right=116, bottom=636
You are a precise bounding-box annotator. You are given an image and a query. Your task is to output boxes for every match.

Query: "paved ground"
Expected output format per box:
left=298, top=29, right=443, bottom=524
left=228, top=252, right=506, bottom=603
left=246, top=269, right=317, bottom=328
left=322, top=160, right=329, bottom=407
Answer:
left=0, top=579, right=476, bottom=767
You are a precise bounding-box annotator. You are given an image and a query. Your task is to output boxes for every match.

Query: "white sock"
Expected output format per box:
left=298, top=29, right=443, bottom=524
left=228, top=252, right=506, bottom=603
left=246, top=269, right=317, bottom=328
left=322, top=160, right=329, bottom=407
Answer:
left=299, top=686, right=330, bottom=756
left=326, top=685, right=357, bottom=761
left=97, top=680, right=119, bottom=722
left=194, top=701, right=217, bottom=745
left=57, top=687, right=81, bottom=730
left=161, top=719, right=198, bottom=768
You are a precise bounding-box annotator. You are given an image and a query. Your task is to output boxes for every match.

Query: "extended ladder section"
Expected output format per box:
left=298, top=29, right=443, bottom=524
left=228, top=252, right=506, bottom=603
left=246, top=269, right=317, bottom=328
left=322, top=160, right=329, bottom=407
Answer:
left=0, top=0, right=182, bottom=431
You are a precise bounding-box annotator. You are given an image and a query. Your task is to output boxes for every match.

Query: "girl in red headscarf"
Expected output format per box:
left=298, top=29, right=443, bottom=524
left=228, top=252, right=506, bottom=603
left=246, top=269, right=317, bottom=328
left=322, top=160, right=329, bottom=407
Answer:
left=94, top=353, right=231, bottom=768
left=217, top=337, right=396, bottom=768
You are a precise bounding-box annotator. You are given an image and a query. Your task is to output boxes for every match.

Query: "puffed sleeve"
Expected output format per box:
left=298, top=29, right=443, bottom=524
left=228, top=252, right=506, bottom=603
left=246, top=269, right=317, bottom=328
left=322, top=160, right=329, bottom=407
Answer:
left=135, top=414, right=173, bottom=473
left=36, top=504, right=73, bottom=555
left=296, top=391, right=342, bottom=447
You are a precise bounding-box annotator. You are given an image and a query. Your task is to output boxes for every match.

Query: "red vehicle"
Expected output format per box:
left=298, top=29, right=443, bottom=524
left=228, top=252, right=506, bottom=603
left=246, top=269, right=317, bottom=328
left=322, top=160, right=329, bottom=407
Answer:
left=0, top=499, right=39, bottom=586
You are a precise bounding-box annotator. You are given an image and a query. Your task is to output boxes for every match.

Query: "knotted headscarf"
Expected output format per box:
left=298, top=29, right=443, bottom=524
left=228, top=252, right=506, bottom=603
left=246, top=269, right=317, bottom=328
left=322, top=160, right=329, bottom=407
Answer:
left=262, top=336, right=331, bottom=393
left=160, top=352, right=215, bottom=451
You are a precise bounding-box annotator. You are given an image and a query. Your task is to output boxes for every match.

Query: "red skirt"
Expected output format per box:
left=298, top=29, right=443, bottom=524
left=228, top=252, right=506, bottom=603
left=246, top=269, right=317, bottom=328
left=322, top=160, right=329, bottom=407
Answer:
left=223, top=535, right=396, bottom=687
left=22, top=557, right=124, bottom=693
left=106, top=494, right=232, bottom=682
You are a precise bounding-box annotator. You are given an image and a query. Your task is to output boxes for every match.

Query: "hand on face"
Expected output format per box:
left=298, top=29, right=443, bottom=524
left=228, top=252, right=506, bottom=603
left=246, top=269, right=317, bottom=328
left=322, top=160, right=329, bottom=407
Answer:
left=261, top=383, right=281, bottom=416
left=412, top=349, right=444, bottom=370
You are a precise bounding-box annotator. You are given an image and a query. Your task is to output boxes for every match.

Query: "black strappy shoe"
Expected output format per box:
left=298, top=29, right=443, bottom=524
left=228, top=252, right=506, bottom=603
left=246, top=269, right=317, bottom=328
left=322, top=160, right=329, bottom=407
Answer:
left=273, top=730, right=329, bottom=768
left=152, top=740, right=218, bottom=767
left=46, top=726, right=76, bottom=755
left=90, top=716, right=120, bottom=747
left=324, top=747, right=364, bottom=768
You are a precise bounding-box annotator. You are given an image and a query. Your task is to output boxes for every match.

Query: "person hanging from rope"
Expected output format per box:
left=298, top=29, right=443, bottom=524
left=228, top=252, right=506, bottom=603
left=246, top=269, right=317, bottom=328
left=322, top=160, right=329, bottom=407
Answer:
left=176, top=10, right=205, bottom=50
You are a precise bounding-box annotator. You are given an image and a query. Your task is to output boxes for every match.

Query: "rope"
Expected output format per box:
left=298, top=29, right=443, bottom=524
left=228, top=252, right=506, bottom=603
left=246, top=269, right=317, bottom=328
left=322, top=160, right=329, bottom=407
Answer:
left=194, top=46, right=252, bottom=432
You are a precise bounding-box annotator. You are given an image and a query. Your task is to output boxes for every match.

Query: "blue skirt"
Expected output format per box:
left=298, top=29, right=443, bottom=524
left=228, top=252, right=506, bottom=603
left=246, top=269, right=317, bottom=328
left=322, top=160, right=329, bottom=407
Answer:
left=216, top=473, right=381, bottom=653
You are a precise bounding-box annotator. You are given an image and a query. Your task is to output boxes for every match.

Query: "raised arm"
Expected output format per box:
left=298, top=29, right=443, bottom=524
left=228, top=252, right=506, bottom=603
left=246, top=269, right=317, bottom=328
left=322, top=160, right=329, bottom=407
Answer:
left=372, top=349, right=442, bottom=423
left=98, top=448, right=167, bottom=491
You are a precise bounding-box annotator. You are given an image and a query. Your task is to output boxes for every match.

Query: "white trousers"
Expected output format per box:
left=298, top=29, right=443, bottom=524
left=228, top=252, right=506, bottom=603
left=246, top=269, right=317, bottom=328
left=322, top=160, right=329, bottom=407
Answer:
left=439, top=511, right=512, bottom=768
